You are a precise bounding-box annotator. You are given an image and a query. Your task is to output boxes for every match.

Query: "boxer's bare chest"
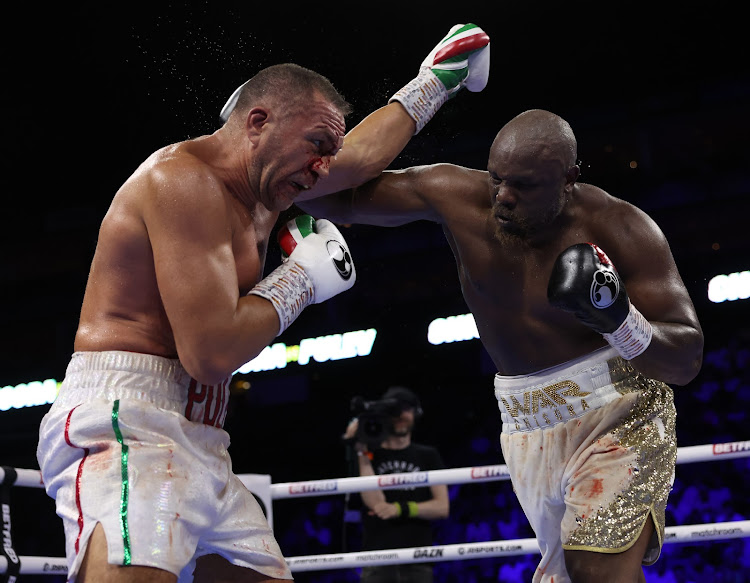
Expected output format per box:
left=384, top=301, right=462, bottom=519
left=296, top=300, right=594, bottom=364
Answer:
left=446, top=212, right=606, bottom=372
left=229, top=199, right=277, bottom=294
left=460, top=238, right=563, bottom=322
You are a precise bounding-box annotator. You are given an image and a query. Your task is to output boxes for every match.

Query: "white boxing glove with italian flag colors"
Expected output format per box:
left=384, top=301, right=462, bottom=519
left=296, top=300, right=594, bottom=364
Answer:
left=248, top=215, right=356, bottom=335
left=390, top=23, right=490, bottom=134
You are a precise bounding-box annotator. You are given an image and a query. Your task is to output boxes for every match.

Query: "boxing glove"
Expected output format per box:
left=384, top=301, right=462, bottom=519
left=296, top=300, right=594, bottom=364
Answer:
left=248, top=215, right=356, bottom=335
left=278, top=214, right=316, bottom=259
left=547, top=243, right=652, bottom=360
left=390, top=23, right=490, bottom=134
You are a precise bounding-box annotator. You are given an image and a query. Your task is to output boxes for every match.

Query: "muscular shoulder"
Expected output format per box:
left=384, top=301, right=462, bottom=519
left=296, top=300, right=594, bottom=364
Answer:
left=575, top=183, right=669, bottom=266
left=121, top=142, right=230, bottom=230
left=139, top=143, right=221, bottom=196
left=579, top=183, right=658, bottom=228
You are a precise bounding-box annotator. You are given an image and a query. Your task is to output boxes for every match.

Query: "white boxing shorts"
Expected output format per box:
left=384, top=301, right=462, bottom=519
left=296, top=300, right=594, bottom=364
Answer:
left=36, top=351, right=293, bottom=582
left=495, top=346, right=676, bottom=583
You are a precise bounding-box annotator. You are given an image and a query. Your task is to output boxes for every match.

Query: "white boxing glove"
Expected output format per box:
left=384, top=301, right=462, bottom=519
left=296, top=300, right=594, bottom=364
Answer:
left=390, top=23, right=490, bottom=134
left=248, top=215, right=356, bottom=335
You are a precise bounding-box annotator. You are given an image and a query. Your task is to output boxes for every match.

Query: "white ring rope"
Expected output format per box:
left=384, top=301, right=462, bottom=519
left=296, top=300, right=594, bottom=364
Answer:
left=1, top=440, right=748, bottom=575
left=3, top=441, right=747, bottom=494
left=288, top=521, right=750, bottom=572
left=270, top=441, right=750, bottom=499
left=2, top=521, right=749, bottom=575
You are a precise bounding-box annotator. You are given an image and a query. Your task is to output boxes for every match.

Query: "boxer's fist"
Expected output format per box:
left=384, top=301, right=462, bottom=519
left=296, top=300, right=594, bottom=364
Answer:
left=278, top=214, right=316, bottom=260
left=283, top=217, right=356, bottom=304
left=248, top=216, right=355, bottom=335
left=421, top=23, right=490, bottom=97
left=547, top=243, right=629, bottom=334
left=548, top=243, right=653, bottom=360
left=390, top=23, right=490, bottom=134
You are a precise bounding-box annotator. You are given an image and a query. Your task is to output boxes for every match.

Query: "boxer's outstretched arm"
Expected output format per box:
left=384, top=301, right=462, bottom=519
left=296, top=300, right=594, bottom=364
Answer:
left=297, top=23, right=491, bottom=200
left=297, top=103, right=416, bottom=199
left=298, top=163, right=466, bottom=226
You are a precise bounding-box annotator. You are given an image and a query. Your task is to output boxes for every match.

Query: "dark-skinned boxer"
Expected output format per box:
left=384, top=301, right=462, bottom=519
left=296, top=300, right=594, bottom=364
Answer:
left=298, top=109, right=703, bottom=583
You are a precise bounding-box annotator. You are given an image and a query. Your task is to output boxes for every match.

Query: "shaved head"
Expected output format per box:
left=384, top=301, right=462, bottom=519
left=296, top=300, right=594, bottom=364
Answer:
left=493, top=109, right=578, bottom=171
left=225, top=63, right=352, bottom=125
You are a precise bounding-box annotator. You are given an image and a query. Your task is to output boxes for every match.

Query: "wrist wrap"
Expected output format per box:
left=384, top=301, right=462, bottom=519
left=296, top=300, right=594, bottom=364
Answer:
left=247, top=261, right=314, bottom=336
left=602, top=302, right=653, bottom=360
left=389, top=70, right=448, bottom=134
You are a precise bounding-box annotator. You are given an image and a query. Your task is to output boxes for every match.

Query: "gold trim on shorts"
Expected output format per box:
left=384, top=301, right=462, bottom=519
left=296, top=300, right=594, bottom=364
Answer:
left=494, top=346, right=637, bottom=434
left=495, top=347, right=676, bottom=564
left=562, top=370, right=676, bottom=564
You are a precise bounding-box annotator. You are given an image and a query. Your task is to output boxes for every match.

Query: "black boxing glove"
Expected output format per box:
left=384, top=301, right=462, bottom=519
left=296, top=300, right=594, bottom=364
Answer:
left=547, top=242, right=652, bottom=360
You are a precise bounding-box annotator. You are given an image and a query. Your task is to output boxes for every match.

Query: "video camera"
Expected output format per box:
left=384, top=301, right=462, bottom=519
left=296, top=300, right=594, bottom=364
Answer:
left=349, top=395, right=404, bottom=447
left=349, top=387, right=423, bottom=447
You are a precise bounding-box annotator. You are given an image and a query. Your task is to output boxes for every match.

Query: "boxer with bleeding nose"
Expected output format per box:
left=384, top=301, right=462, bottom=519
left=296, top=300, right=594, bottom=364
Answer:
left=36, top=25, right=491, bottom=583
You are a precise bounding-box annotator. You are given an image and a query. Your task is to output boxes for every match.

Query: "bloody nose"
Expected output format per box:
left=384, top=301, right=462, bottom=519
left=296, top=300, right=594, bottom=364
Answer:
left=310, top=156, right=331, bottom=180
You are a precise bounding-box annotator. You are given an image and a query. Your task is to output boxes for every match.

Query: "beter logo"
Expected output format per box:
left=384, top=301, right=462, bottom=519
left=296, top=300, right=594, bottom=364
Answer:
left=326, top=240, right=353, bottom=280
left=713, top=442, right=749, bottom=455
left=377, top=473, right=428, bottom=487
left=288, top=481, right=338, bottom=495
left=2, top=503, right=18, bottom=564
left=470, top=466, right=507, bottom=479
left=590, top=267, right=619, bottom=309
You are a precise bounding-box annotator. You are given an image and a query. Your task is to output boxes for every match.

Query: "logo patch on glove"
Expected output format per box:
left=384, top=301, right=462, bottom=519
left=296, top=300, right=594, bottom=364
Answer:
left=327, top=240, right=353, bottom=280
left=590, top=268, right=619, bottom=309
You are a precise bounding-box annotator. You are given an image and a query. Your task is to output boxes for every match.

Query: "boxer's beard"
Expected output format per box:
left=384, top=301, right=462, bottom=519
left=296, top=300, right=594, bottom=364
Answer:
left=493, top=192, right=567, bottom=245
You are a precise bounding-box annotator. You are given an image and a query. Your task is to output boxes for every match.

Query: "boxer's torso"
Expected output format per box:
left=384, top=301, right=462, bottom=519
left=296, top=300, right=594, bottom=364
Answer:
left=439, top=176, right=621, bottom=375
left=75, top=140, right=276, bottom=359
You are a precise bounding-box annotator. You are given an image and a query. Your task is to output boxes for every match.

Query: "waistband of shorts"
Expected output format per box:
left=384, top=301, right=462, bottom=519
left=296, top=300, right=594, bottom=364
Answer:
left=67, top=350, right=190, bottom=377
left=55, top=351, right=230, bottom=428
left=494, top=346, right=633, bottom=433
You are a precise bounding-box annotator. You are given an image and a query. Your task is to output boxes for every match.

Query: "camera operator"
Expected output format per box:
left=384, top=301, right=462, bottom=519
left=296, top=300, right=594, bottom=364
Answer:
left=344, top=386, right=449, bottom=583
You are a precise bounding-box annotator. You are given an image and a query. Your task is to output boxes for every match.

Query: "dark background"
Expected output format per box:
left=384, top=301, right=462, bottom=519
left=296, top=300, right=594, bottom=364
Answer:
left=3, top=3, right=749, bottom=581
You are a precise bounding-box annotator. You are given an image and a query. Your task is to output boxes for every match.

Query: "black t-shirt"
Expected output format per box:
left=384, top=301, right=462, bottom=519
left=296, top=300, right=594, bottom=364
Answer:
left=361, top=443, right=446, bottom=551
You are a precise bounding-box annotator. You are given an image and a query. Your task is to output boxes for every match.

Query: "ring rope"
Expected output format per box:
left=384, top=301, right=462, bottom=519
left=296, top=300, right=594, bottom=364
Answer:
left=271, top=441, right=750, bottom=499
left=286, top=521, right=750, bottom=572
left=2, top=521, right=748, bottom=575
left=1, top=441, right=748, bottom=493
left=1, top=441, right=747, bottom=576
